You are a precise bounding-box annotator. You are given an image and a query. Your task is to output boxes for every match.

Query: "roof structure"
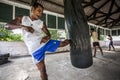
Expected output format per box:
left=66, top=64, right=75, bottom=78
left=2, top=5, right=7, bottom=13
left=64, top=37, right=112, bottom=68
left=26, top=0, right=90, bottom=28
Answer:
left=9, top=0, right=120, bottom=29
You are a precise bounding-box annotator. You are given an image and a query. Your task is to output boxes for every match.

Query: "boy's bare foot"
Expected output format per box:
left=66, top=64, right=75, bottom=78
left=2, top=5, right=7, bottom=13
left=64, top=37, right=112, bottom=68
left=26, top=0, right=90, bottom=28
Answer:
left=64, top=39, right=72, bottom=44
left=59, top=39, right=72, bottom=47
left=93, top=55, right=96, bottom=57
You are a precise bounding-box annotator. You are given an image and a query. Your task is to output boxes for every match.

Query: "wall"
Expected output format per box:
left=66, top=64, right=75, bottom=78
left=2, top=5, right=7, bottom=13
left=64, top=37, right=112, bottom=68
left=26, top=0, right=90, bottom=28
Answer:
left=0, top=41, right=29, bottom=56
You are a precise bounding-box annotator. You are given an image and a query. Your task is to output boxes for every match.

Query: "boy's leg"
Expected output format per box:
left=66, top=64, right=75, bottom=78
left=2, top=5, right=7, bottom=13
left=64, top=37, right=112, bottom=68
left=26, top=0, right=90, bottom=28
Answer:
left=98, top=46, right=103, bottom=55
left=93, top=47, right=96, bottom=57
left=112, top=45, right=115, bottom=51
left=109, top=45, right=111, bottom=51
left=111, top=42, right=115, bottom=51
left=93, top=42, right=97, bottom=57
left=36, top=59, right=48, bottom=80
left=59, top=39, right=71, bottom=47
left=108, top=42, right=111, bottom=51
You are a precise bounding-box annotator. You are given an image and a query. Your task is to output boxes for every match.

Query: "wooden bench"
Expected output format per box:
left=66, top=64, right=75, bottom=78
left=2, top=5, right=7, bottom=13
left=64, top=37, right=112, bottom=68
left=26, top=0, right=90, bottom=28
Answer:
left=0, top=53, right=10, bottom=65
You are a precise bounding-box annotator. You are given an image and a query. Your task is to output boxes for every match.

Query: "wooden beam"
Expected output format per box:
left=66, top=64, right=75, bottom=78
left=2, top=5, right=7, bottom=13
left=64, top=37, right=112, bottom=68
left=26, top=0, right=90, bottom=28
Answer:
left=105, top=0, right=115, bottom=23
left=43, top=0, right=64, bottom=8
left=82, top=0, right=100, bottom=8
left=88, top=0, right=109, bottom=19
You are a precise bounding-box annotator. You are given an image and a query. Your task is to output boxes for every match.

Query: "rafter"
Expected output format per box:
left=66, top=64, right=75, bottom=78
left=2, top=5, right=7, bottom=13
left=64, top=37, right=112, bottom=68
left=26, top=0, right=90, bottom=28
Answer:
left=105, top=0, right=115, bottom=23
left=88, top=14, right=106, bottom=21
left=82, top=0, right=100, bottom=8
left=43, top=0, right=64, bottom=8
left=88, top=0, right=109, bottom=19
left=7, top=0, right=120, bottom=28
left=114, top=0, right=119, bottom=8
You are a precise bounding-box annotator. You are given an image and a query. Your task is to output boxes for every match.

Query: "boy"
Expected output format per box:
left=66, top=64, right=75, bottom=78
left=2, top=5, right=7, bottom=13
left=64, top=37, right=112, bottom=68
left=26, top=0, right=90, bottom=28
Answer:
left=5, top=2, right=70, bottom=80
left=90, top=28, right=103, bottom=57
left=108, top=35, right=115, bottom=51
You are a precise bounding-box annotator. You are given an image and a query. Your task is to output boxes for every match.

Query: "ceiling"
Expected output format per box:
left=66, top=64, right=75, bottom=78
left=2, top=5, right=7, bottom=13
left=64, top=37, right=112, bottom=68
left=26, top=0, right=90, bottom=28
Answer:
left=9, top=0, right=120, bottom=29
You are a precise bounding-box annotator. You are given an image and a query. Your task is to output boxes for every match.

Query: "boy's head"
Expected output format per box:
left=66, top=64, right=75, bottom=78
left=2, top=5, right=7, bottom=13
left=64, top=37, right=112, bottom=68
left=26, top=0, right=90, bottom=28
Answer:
left=90, top=28, right=95, bottom=32
left=108, top=35, right=111, bottom=37
left=30, top=0, right=44, bottom=20
left=31, top=1, right=44, bottom=9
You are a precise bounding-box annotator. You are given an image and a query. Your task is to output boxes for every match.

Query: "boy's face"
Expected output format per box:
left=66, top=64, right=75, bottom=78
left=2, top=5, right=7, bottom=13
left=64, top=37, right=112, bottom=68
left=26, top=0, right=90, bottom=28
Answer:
left=90, top=30, right=93, bottom=33
left=31, top=6, right=43, bottom=20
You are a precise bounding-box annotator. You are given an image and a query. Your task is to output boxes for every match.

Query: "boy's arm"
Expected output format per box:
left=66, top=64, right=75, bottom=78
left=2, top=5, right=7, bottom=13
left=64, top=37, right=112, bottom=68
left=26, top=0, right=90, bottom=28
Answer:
left=90, top=30, right=93, bottom=37
left=5, top=16, right=23, bottom=30
left=5, top=16, right=34, bottom=33
left=41, top=22, right=51, bottom=43
left=42, top=22, right=51, bottom=38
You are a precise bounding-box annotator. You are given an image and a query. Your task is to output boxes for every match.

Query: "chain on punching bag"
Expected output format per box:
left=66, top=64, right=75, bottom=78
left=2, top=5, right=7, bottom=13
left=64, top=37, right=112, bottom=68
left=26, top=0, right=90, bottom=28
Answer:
left=64, top=0, right=93, bottom=68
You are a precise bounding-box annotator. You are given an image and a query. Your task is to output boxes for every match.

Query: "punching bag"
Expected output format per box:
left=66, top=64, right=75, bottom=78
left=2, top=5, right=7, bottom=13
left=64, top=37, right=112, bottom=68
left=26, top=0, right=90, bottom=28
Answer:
left=64, top=0, right=93, bottom=68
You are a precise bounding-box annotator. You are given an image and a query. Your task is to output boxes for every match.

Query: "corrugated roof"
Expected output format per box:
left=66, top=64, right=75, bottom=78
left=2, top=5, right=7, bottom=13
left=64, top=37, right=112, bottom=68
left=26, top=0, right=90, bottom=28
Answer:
left=9, top=0, right=120, bottom=29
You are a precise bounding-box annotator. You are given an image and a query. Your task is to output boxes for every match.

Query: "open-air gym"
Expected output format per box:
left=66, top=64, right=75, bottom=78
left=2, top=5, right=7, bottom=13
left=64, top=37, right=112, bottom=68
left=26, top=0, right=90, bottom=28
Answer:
left=0, top=0, right=120, bottom=80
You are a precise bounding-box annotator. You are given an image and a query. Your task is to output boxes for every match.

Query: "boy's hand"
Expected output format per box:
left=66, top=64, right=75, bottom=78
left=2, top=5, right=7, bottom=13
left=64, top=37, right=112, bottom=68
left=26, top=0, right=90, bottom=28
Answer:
left=40, top=36, right=50, bottom=44
left=22, top=25, right=34, bottom=33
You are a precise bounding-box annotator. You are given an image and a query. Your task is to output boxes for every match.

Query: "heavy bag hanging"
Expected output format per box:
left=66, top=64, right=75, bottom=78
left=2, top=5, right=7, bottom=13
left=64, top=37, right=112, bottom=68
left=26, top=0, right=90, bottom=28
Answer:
left=64, top=0, right=93, bottom=68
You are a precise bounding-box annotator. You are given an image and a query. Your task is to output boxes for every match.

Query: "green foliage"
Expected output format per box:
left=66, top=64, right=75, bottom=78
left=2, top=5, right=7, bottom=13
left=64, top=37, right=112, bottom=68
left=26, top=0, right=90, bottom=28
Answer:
left=0, top=24, right=62, bottom=41
left=0, top=24, right=23, bottom=41
left=100, top=35, right=105, bottom=41
left=49, top=29, right=61, bottom=40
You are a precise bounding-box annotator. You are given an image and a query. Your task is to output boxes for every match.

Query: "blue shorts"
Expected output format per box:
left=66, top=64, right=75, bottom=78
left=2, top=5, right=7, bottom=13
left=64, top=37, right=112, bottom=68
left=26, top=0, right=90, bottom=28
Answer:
left=32, top=40, right=60, bottom=64
left=109, top=41, right=113, bottom=46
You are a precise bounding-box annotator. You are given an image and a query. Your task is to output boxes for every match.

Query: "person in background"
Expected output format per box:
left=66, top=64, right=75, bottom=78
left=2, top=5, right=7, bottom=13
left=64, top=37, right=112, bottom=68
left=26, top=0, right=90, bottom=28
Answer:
left=5, top=1, right=71, bottom=80
left=90, top=28, right=103, bottom=57
left=108, top=35, right=115, bottom=51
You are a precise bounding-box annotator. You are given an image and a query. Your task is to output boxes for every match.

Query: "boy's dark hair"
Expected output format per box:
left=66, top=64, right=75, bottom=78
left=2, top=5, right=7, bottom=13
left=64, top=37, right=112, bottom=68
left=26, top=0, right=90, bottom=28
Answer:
left=108, top=35, right=111, bottom=37
left=91, top=28, right=95, bottom=31
left=31, top=0, right=44, bottom=9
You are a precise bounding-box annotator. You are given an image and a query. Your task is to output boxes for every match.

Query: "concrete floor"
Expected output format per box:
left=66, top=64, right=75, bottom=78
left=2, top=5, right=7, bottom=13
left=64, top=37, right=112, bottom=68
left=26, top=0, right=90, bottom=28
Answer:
left=0, top=48, right=120, bottom=80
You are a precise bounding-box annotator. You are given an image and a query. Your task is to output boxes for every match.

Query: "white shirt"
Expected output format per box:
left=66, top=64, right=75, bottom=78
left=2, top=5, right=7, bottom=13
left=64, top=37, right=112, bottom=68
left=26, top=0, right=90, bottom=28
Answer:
left=21, top=16, right=46, bottom=54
